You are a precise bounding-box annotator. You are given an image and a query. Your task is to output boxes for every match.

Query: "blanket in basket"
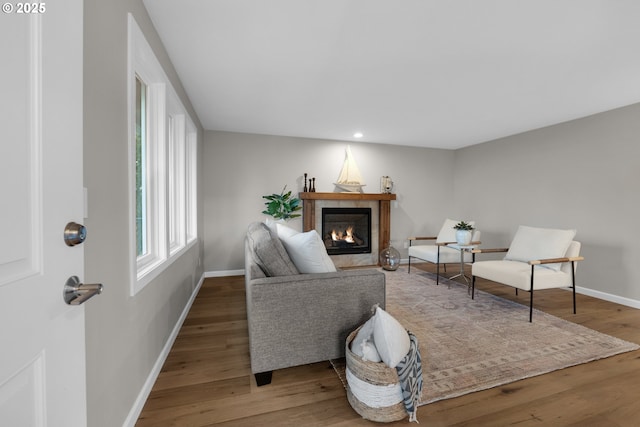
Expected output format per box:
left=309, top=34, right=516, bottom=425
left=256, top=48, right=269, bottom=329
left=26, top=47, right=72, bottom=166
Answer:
left=396, top=332, right=423, bottom=422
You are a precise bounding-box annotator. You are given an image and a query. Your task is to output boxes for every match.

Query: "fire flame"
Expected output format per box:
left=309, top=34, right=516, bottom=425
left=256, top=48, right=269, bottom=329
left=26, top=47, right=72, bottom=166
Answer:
left=331, top=226, right=355, bottom=243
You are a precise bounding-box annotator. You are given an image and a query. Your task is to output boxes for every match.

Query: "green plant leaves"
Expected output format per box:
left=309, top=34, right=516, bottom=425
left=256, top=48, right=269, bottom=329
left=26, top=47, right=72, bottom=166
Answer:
left=262, top=185, right=302, bottom=220
left=453, top=221, right=474, bottom=230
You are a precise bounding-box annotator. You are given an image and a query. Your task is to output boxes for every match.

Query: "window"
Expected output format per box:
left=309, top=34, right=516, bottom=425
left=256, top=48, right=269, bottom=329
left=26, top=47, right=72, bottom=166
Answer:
left=135, top=76, right=147, bottom=257
left=167, top=111, right=185, bottom=255
left=185, top=120, right=198, bottom=243
left=128, top=15, right=197, bottom=295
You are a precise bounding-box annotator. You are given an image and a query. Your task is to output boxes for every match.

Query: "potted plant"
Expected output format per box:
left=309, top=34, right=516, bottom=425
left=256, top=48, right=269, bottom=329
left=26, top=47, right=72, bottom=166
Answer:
left=262, top=185, right=302, bottom=220
left=453, top=221, right=474, bottom=245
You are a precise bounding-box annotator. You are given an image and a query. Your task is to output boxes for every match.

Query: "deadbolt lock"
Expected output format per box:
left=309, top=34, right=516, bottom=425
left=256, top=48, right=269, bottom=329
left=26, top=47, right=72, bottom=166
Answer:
left=64, top=222, right=87, bottom=246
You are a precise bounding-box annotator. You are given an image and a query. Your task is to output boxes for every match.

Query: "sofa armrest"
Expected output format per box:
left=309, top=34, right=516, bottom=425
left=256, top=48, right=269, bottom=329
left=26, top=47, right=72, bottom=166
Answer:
left=245, top=269, right=385, bottom=374
left=248, top=268, right=382, bottom=287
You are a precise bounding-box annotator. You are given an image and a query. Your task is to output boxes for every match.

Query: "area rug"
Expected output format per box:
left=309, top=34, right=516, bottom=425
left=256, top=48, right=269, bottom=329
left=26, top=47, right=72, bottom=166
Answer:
left=333, top=267, right=640, bottom=405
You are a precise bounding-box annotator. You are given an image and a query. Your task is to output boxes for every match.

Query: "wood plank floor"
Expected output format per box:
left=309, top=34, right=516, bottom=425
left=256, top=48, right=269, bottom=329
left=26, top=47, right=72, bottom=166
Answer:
left=136, top=263, right=640, bottom=426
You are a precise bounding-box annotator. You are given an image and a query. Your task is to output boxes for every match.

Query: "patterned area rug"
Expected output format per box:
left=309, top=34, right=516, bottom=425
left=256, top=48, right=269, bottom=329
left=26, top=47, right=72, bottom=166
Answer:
left=333, top=267, right=640, bottom=405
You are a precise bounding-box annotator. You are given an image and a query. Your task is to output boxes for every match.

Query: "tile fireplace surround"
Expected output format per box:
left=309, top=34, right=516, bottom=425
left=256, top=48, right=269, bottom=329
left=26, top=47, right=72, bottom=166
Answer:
left=299, top=192, right=396, bottom=267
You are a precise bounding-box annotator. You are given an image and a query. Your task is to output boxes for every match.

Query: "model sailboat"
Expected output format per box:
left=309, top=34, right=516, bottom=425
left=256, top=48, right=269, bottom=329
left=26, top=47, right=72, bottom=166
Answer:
left=334, top=146, right=366, bottom=193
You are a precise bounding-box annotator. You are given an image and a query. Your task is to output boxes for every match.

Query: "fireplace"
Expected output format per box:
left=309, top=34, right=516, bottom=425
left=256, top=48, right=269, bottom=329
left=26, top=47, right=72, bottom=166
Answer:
left=300, top=192, right=395, bottom=267
left=321, top=208, right=372, bottom=255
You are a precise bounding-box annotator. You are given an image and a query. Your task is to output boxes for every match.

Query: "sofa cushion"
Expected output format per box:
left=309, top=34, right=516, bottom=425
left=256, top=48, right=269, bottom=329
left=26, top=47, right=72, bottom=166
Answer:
left=246, top=222, right=299, bottom=277
left=276, top=224, right=337, bottom=274
left=505, top=225, right=576, bottom=271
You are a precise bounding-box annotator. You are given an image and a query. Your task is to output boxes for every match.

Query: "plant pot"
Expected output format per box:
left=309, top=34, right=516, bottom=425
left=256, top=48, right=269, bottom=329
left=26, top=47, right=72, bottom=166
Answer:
left=455, top=230, right=472, bottom=245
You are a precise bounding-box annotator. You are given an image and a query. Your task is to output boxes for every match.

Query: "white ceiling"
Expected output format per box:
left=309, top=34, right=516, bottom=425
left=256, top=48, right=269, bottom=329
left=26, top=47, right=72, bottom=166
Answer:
left=143, top=0, right=640, bottom=149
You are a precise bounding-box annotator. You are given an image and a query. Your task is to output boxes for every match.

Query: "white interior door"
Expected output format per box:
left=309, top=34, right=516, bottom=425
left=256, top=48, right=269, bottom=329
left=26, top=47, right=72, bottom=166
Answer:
left=0, top=2, right=90, bottom=426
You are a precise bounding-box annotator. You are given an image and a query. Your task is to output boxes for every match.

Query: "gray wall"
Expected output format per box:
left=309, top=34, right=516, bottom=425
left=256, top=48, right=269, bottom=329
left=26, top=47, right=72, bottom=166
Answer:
left=205, top=103, right=640, bottom=305
left=453, top=103, right=640, bottom=302
left=203, top=131, right=455, bottom=271
left=83, top=1, right=204, bottom=426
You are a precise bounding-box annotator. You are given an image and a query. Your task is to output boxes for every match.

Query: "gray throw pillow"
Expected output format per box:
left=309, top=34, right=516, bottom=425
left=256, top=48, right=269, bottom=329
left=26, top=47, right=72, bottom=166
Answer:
left=247, top=222, right=299, bottom=277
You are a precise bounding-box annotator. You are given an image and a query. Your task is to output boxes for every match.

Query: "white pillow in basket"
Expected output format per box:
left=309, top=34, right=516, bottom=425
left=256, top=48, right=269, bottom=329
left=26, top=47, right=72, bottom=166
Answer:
left=276, top=224, right=337, bottom=273
left=373, top=307, right=410, bottom=369
left=351, top=316, right=382, bottom=363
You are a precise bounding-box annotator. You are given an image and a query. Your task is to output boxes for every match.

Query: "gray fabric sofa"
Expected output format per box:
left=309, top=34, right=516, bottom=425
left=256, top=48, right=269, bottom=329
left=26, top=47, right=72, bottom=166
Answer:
left=245, top=221, right=386, bottom=385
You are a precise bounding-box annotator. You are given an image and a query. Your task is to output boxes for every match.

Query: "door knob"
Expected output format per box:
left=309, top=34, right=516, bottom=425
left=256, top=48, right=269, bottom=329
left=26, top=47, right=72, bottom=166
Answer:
left=63, top=276, right=103, bottom=305
left=64, top=222, right=87, bottom=246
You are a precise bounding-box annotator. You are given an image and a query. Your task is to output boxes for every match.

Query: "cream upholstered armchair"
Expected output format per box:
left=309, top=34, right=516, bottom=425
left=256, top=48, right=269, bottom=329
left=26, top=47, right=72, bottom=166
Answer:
left=408, top=218, right=480, bottom=286
left=471, top=225, right=584, bottom=322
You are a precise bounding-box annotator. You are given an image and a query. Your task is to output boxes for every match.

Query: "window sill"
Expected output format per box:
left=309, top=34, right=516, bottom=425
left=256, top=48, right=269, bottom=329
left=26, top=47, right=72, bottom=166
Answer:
left=131, top=239, right=198, bottom=296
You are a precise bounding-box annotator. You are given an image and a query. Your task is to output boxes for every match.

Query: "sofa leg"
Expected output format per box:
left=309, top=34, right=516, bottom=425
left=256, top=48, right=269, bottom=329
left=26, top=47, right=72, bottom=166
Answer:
left=255, top=371, right=273, bottom=386
left=408, top=256, right=411, bottom=273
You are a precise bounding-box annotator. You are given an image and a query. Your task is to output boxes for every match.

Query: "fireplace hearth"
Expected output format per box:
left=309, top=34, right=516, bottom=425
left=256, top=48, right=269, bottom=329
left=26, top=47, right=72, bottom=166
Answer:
left=322, top=208, right=371, bottom=255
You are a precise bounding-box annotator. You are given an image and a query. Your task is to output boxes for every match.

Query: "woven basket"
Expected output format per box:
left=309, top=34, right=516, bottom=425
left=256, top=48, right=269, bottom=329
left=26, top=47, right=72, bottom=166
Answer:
left=345, top=327, right=407, bottom=422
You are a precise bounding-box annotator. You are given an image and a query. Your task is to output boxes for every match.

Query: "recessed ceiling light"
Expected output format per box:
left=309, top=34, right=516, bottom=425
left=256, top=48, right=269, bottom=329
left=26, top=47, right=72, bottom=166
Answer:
left=353, top=132, right=363, bottom=138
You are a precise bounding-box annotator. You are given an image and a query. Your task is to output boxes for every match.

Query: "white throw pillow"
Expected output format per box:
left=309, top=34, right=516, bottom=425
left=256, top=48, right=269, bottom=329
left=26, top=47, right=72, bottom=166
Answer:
left=275, top=223, right=297, bottom=239
left=372, top=307, right=410, bottom=368
left=263, top=217, right=281, bottom=235
left=276, top=224, right=337, bottom=273
left=505, top=225, right=576, bottom=271
left=351, top=316, right=382, bottom=363
left=437, top=218, right=475, bottom=244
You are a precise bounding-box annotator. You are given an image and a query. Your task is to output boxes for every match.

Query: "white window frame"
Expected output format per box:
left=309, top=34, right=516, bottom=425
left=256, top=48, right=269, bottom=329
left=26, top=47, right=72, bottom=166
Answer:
left=128, top=14, right=197, bottom=295
left=185, top=118, right=198, bottom=243
left=167, top=107, right=186, bottom=255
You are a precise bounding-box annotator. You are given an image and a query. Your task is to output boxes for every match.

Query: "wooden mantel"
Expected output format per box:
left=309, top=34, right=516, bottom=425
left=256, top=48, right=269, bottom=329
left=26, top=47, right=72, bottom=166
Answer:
left=299, top=192, right=397, bottom=263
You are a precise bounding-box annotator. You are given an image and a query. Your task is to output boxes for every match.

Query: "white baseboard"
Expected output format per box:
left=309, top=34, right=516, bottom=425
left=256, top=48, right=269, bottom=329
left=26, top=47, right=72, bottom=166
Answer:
left=205, top=269, right=244, bottom=277
left=122, top=272, right=205, bottom=427
left=576, top=286, right=640, bottom=309
left=402, top=259, right=640, bottom=309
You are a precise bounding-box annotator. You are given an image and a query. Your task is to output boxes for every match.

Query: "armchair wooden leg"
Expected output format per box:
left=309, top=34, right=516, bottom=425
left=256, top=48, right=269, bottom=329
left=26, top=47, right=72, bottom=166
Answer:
left=255, top=371, right=273, bottom=386
left=408, top=256, right=411, bottom=273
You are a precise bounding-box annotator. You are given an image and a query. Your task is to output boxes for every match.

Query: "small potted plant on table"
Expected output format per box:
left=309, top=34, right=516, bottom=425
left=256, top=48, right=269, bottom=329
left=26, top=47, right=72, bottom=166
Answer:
left=453, top=221, right=474, bottom=245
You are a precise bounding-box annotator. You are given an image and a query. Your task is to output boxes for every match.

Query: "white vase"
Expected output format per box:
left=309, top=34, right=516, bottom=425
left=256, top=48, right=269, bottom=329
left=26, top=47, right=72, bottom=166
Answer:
left=455, top=230, right=472, bottom=245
